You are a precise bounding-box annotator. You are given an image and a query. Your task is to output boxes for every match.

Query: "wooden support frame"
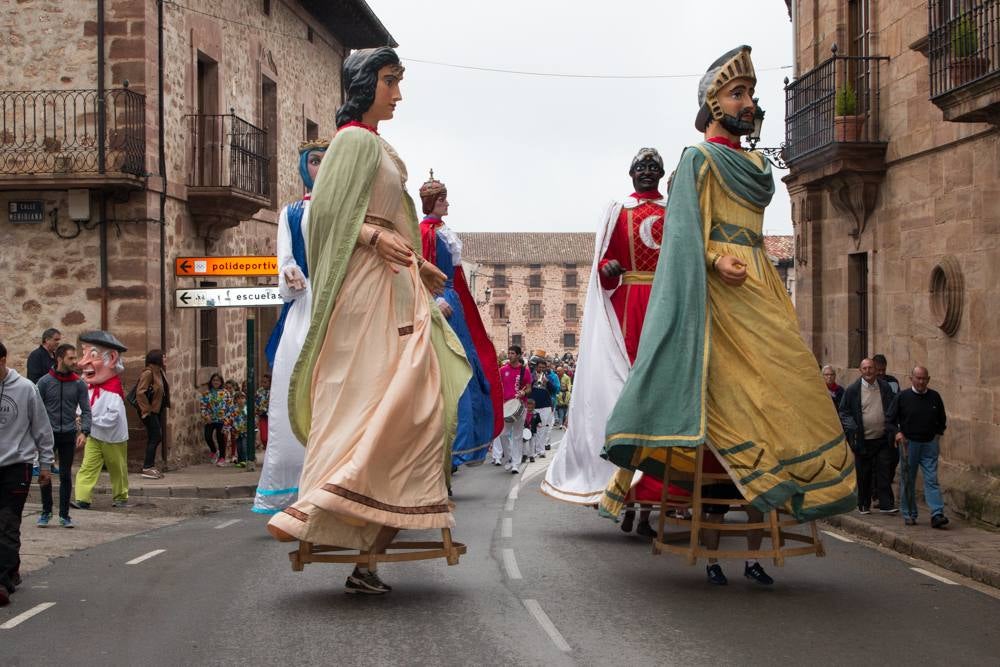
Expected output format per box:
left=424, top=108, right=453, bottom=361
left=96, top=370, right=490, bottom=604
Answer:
left=288, top=528, right=466, bottom=572
left=646, top=445, right=825, bottom=565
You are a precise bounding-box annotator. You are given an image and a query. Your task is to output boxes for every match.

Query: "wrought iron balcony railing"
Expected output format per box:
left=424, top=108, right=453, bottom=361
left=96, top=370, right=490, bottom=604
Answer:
left=0, top=87, right=146, bottom=177
left=783, top=48, right=889, bottom=165
left=929, top=0, right=1000, bottom=98
left=186, top=111, right=269, bottom=199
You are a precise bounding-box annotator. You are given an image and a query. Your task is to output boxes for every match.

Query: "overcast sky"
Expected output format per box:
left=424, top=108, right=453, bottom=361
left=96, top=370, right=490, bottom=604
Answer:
left=364, top=0, right=795, bottom=237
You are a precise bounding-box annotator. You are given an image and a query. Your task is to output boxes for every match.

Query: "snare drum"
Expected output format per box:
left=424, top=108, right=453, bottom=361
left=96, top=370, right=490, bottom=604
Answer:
left=503, top=398, right=524, bottom=423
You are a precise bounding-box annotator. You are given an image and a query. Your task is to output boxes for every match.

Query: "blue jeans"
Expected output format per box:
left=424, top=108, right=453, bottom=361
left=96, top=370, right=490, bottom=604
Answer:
left=899, top=438, right=945, bottom=519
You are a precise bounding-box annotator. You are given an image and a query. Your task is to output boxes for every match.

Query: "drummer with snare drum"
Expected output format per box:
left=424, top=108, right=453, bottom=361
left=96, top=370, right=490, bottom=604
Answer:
left=491, top=345, right=532, bottom=470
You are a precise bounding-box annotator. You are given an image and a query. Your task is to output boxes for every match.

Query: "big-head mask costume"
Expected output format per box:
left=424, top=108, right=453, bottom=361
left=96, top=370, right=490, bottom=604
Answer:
left=78, top=330, right=126, bottom=390
left=694, top=45, right=757, bottom=136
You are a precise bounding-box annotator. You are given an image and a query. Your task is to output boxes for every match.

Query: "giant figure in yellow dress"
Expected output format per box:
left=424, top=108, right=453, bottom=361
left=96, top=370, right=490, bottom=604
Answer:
left=604, top=46, right=857, bottom=524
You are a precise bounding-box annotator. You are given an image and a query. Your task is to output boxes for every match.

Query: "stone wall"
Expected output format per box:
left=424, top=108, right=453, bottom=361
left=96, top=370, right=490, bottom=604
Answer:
left=1, top=0, right=345, bottom=466
left=789, top=0, right=1000, bottom=520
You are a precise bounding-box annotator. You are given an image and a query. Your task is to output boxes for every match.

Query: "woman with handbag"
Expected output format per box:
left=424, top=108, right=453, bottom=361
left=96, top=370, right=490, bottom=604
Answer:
left=135, top=350, right=169, bottom=479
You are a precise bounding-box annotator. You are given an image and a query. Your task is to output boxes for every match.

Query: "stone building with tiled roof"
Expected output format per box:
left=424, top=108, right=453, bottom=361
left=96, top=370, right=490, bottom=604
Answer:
left=460, top=231, right=795, bottom=355
left=764, top=235, right=796, bottom=303
left=459, top=233, right=594, bottom=358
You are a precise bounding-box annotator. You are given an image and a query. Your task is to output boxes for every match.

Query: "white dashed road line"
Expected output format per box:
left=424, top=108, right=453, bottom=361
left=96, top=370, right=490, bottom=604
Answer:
left=911, top=567, right=959, bottom=585
left=126, top=549, right=166, bottom=565
left=502, top=517, right=513, bottom=538
left=502, top=548, right=522, bottom=580
left=215, top=519, right=242, bottom=530
left=1, top=602, right=56, bottom=630
left=522, top=599, right=571, bottom=652
left=821, top=530, right=855, bottom=543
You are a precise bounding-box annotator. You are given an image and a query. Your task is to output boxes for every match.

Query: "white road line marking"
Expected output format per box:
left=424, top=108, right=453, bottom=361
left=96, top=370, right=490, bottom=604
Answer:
left=126, top=549, right=166, bottom=565
left=522, top=599, right=571, bottom=652
left=0, top=602, right=56, bottom=630
left=507, top=485, right=519, bottom=500
left=911, top=567, right=959, bottom=585
left=214, top=519, right=242, bottom=529
left=502, top=517, right=513, bottom=538
left=821, top=530, right=854, bottom=543
left=502, top=548, right=522, bottom=579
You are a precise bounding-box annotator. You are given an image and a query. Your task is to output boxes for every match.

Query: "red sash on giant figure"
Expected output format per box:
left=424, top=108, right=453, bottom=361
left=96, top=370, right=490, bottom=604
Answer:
left=421, top=219, right=503, bottom=439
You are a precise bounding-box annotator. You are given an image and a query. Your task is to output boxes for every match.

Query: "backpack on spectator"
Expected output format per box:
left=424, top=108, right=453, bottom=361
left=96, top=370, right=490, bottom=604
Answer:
left=126, top=374, right=154, bottom=413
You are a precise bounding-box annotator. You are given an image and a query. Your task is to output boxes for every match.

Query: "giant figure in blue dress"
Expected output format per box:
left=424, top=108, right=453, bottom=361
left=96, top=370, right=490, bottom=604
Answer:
left=419, top=171, right=503, bottom=468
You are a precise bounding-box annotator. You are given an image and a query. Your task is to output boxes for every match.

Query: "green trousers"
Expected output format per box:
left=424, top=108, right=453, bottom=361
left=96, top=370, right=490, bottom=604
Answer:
left=75, top=437, right=129, bottom=503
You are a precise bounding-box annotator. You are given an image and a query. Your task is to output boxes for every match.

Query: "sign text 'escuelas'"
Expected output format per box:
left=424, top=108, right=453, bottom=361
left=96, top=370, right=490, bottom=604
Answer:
left=174, top=286, right=283, bottom=308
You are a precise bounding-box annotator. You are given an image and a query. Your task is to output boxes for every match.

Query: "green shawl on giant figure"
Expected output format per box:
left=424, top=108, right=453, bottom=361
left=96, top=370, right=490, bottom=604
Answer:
left=287, top=128, right=470, bottom=472
left=604, top=141, right=857, bottom=521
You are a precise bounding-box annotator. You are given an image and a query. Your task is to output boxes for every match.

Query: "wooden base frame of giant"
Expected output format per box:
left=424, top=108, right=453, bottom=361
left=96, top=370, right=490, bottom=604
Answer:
left=288, top=529, right=467, bottom=571
left=623, top=445, right=825, bottom=565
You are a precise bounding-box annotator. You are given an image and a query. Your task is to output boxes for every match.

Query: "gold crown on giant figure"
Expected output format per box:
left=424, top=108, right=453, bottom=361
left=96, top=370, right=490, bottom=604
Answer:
left=419, top=169, right=447, bottom=198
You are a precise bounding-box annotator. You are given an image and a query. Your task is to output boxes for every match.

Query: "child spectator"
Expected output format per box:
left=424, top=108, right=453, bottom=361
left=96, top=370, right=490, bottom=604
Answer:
left=231, top=392, right=249, bottom=468
left=200, top=373, right=227, bottom=464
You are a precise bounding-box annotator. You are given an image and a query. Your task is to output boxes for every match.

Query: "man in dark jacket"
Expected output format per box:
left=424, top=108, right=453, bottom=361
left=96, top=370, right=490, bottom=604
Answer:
left=26, top=328, right=61, bottom=383
left=36, top=344, right=91, bottom=527
left=886, top=366, right=948, bottom=528
left=838, top=358, right=897, bottom=514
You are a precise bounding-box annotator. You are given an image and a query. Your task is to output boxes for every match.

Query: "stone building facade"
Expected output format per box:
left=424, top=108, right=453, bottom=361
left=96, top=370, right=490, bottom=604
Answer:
left=459, top=233, right=594, bottom=359
left=783, top=0, right=1000, bottom=523
left=0, top=0, right=393, bottom=466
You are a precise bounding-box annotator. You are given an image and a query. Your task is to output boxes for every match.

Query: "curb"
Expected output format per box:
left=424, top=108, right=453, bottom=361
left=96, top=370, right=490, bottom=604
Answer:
left=823, top=514, right=1000, bottom=590
left=30, top=482, right=257, bottom=500
left=93, top=483, right=258, bottom=499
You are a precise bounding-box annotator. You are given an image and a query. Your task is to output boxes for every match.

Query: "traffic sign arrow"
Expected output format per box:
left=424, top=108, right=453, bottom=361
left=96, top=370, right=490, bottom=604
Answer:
left=175, top=256, right=277, bottom=277
left=174, top=286, right=282, bottom=308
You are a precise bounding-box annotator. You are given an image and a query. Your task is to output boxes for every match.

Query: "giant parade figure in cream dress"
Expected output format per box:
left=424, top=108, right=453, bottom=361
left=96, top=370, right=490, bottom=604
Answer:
left=266, top=47, right=471, bottom=595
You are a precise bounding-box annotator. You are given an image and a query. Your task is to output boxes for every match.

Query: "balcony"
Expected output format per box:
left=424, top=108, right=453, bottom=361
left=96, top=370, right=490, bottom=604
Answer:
left=927, top=1, right=1000, bottom=123
left=186, top=111, right=270, bottom=238
left=0, top=87, right=146, bottom=191
left=783, top=49, right=889, bottom=245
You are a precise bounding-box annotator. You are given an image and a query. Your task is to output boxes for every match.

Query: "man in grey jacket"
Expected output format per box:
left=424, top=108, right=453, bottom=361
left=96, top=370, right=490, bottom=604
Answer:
left=0, top=341, right=54, bottom=606
left=36, top=343, right=90, bottom=528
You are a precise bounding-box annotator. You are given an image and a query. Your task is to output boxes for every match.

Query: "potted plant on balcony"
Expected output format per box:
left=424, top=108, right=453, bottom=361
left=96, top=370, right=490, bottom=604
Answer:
left=949, top=14, right=987, bottom=88
left=833, top=82, right=864, bottom=142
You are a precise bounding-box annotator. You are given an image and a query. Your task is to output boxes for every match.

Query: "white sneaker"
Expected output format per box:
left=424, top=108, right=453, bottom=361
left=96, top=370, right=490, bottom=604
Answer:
left=503, top=463, right=512, bottom=471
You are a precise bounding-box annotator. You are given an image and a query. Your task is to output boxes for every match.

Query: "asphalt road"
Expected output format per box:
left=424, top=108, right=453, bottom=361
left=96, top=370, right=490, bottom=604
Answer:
left=3, top=432, right=1000, bottom=666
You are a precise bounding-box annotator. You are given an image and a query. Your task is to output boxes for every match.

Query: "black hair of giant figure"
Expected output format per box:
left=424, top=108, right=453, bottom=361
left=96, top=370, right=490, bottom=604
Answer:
left=336, top=47, right=403, bottom=128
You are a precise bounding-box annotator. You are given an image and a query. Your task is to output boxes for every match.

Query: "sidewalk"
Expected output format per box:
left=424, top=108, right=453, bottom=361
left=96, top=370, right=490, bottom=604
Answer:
left=823, top=501, right=1000, bottom=589
left=38, top=460, right=262, bottom=500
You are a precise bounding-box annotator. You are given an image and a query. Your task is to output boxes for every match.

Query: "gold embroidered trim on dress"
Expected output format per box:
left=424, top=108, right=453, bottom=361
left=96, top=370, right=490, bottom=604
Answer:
left=622, top=271, right=655, bottom=284
left=321, top=483, right=450, bottom=515
left=283, top=507, right=309, bottom=522
left=364, top=214, right=394, bottom=229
